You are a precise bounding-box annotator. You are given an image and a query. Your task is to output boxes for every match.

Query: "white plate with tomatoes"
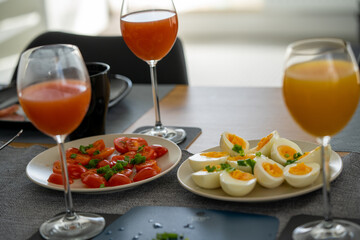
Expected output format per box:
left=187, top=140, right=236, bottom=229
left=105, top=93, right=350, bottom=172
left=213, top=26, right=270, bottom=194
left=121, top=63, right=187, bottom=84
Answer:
left=26, top=133, right=182, bottom=193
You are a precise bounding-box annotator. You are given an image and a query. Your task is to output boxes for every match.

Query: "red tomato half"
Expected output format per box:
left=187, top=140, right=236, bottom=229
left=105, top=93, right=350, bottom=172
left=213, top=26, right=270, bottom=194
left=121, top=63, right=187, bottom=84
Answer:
left=150, top=145, right=168, bottom=158
left=138, top=146, right=156, bottom=160
left=126, top=137, right=148, bottom=151
left=111, top=155, right=134, bottom=169
left=114, top=137, right=129, bottom=154
left=107, top=173, right=132, bottom=186
left=120, top=168, right=133, bottom=177
left=135, top=159, right=160, bottom=172
left=80, top=169, right=98, bottom=181
left=86, top=139, right=105, bottom=155
left=95, top=147, right=115, bottom=160
left=52, top=160, right=62, bottom=174
left=48, top=173, right=74, bottom=185
left=66, top=148, right=91, bottom=166
left=82, top=174, right=106, bottom=188
left=133, top=167, right=158, bottom=182
left=68, top=164, right=87, bottom=179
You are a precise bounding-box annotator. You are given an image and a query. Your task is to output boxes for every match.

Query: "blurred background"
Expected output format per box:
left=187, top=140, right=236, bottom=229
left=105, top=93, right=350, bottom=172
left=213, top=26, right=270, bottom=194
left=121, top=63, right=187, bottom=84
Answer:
left=0, top=0, right=358, bottom=87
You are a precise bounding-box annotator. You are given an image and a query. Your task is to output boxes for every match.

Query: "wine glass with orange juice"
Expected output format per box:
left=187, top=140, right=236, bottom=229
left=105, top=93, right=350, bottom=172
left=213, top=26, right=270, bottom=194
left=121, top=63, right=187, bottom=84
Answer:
left=283, top=38, right=360, bottom=239
left=17, top=44, right=105, bottom=239
left=120, top=0, right=186, bottom=144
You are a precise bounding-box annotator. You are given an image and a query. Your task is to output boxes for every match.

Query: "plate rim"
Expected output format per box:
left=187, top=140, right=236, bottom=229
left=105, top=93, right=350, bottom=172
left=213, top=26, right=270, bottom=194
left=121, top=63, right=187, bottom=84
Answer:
left=177, top=139, right=343, bottom=202
left=26, top=133, right=182, bottom=194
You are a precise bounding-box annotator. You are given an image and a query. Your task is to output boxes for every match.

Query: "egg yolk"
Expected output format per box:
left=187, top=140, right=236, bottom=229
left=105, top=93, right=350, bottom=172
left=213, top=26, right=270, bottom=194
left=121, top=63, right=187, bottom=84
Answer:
left=227, top=134, right=247, bottom=147
left=228, top=154, right=255, bottom=161
left=230, top=170, right=255, bottom=181
left=289, top=162, right=312, bottom=175
left=278, top=145, right=298, bottom=160
left=256, top=133, right=273, bottom=150
left=262, top=162, right=283, bottom=177
left=200, top=152, right=228, bottom=158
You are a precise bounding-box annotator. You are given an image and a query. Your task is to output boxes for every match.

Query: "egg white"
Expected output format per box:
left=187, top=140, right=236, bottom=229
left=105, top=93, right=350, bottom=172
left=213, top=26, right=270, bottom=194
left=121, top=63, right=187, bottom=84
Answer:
left=284, top=162, right=320, bottom=188
left=220, top=132, right=250, bottom=157
left=298, top=146, right=327, bottom=168
left=220, top=170, right=257, bottom=197
left=191, top=170, right=222, bottom=189
left=226, top=154, right=256, bottom=173
left=270, top=138, right=303, bottom=166
left=188, top=152, right=228, bottom=172
left=254, top=155, right=284, bottom=189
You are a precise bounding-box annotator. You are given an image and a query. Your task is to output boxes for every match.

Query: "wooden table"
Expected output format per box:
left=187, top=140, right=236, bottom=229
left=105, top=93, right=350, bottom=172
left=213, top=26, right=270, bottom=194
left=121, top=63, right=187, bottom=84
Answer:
left=124, top=85, right=315, bottom=153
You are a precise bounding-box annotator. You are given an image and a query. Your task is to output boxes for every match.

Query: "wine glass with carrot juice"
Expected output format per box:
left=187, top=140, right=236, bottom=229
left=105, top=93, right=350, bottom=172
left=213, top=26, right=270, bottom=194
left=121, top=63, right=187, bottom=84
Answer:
left=283, top=38, right=360, bottom=239
left=120, top=0, right=186, bottom=144
left=17, top=44, right=105, bottom=239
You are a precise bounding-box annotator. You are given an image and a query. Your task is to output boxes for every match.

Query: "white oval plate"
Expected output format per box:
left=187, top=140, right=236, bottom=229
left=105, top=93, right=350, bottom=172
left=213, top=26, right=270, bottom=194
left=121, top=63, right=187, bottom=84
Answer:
left=177, top=140, right=342, bottom=202
left=26, top=133, right=182, bottom=194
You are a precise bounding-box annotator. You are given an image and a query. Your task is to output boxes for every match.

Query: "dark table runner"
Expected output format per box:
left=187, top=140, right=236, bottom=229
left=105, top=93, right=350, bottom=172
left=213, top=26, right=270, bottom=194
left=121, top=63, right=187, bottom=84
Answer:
left=0, top=84, right=175, bottom=144
left=0, top=145, right=359, bottom=239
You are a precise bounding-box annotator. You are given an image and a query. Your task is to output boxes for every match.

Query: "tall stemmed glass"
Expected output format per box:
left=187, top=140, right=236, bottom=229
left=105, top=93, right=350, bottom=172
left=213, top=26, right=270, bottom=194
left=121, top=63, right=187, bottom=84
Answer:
left=283, top=38, right=360, bottom=239
left=17, top=44, right=105, bottom=239
left=120, top=0, right=186, bottom=144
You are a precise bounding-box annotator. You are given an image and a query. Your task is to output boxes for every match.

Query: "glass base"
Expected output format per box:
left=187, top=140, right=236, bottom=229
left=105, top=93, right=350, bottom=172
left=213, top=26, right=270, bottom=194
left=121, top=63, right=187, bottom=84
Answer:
left=293, top=219, right=360, bottom=240
left=139, top=126, right=186, bottom=144
left=39, top=212, right=105, bottom=240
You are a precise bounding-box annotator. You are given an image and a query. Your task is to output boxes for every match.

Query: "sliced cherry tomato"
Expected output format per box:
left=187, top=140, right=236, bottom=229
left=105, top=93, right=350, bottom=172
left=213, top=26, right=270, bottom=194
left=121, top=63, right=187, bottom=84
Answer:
left=68, top=164, right=87, bottom=179
left=138, top=146, right=156, bottom=160
left=66, top=148, right=91, bottom=166
left=86, top=139, right=105, bottom=155
left=107, top=173, right=132, bottom=186
left=124, top=151, right=137, bottom=160
left=80, top=169, right=98, bottom=181
left=82, top=173, right=106, bottom=188
left=135, top=159, right=159, bottom=172
left=114, top=137, right=129, bottom=154
left=97, top=159, right=111, bottom=168
left=119, top=168, right=133, bottom=177
left=48, top=173, right=74, bottom=185
left=111, top=155, right=134, bottom=169
left=133, top=167, right=158, bottom=182
left=126, top=137, right=148, bottom=151
left=150, top=145, right=168, bottom=158
left=95, top=147, right=115, bottom=160
left=52, top=160, right=62, bottom=174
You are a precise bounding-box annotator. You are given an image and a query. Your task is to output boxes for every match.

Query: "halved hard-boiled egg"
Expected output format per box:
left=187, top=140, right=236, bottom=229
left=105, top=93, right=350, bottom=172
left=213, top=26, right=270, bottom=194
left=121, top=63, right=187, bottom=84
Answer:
left=220, top=132, right=249, bottom=156
left=270, top=138, right=302, bottom=165
left=248, top=130, right=279, bottom=156
left=226, top=154, right=256, bottom=173
left=188, top=152, right=229, bottom=172
left=254, top=155, right=284, bottom=189
left=191, top=165, right=223, bottom=189
left=220, top=170, right=257, bottom=196
left=284, top=162, right=320, bottom=188
left=297, top=146, right=325, bottom=168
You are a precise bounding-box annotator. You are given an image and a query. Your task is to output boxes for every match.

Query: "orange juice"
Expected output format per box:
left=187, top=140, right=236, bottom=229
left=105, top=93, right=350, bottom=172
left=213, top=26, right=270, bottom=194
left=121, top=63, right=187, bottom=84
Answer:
left=283, top=60, right=360, bottom=137
left=19, top=80, right=91, bottom=136
left=121, top=10, right=178, bottom=61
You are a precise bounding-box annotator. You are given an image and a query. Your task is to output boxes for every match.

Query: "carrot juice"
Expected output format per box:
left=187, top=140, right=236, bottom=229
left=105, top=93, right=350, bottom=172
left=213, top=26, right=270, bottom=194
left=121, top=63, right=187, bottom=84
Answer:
left=121, top=10, right=178, bottom=61
left=18, top=80, right=91, bottom=136
left=283, top=60, right=360, bottom=137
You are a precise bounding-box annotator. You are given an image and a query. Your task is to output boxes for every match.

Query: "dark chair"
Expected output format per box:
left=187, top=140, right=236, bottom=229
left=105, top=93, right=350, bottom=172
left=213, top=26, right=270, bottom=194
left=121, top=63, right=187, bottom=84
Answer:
left=10, top=31, right=188, bottom=85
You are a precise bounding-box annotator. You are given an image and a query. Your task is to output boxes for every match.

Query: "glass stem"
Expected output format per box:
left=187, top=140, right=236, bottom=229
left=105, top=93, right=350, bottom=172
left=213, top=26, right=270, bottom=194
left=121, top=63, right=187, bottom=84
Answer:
left=148, top=60, right=163, bottom=129
left=56, top=135, right=76, bottom=220
left=317, top=136, right=333, bottom=227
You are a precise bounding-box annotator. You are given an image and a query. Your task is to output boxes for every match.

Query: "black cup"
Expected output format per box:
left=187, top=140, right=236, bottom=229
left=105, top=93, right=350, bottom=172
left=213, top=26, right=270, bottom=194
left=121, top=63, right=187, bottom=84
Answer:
left=69, top=62, right=110, bottom=140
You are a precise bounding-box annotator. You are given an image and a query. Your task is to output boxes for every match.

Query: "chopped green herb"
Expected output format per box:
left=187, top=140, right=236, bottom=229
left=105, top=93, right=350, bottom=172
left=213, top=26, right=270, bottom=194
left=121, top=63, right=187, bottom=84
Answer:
left=137, top=145, right=146, bottom=152
left=79, top=144, right=93, bottom=154
left=70, top=153, right=77, bottom=159
left=130, top=154, right=146, bottom=165
left=112, top=162, right=125, bottom=172
left=225, top=167, right=236, bottom=172
left=99, top=184, right=105, bottom=188
left=153, top=232, right=189, bottom=240
left=124, top=155, right=130, bottom=163
left=293, top=152, right=302, bottom=159
left=237, top=160, right=247, bottom=166
left=93, top=150, right=100, bottom=155
left=86, top=159, right=100, bottom=169
left=245, top=158, right=256, bottom=174
left=103, top=169, right=115, bottom=181
left=284, top=153, right=290, bottom=158
left=255, top=152, right=262, bottom=157
left=285, top=159, right=298, bottom=166
left=205, top=165, right=216, bottom=172
left=220, top=163, right=231, bottom=170
left=232, top=144, right=245, bottom=156
left=97, top=165, right=111, bottom=174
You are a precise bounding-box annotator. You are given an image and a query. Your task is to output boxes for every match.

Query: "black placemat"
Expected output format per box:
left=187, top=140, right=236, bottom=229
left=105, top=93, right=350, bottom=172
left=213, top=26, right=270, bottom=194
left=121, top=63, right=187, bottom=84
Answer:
left=279, top=215, right=360, bottom=240
left=133, top=126, right=202, bottom=149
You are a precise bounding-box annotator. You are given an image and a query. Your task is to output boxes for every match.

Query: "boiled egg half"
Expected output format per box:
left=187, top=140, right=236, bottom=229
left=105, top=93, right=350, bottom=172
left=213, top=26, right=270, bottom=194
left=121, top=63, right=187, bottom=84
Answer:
left=188, top=152, right=229, bottom=172
left=220, top=132, right=249, bottom=156
left=270, top=138, right=302, bottom=166
left=220, top=170, right=257, bottom=196
left=254, top=155, right=284, bottom=189
left=248, top=130, right=279, bottom=156
left=191, top=165, right=223, bottom=189
left=284, top=162, right=320, bottom=188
